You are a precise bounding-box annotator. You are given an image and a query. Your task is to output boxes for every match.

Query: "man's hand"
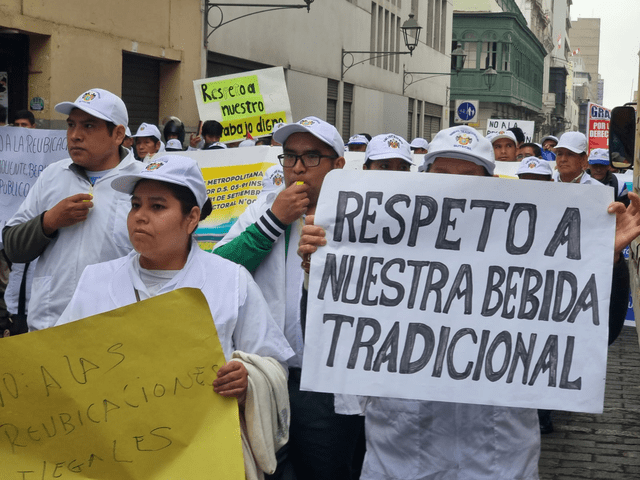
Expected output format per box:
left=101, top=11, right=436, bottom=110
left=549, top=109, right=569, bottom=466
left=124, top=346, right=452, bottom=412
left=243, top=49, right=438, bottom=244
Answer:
left=42, top=193, right=93, bottom=236
left=189, top=132, right=202, bottom=149
left=298, top=215, right=326, bottom=274
left=609, top=191, right=640, bottom=260
left=271, top=182, right=310, bottom=225
left=213, top=361, right=248, bottom=406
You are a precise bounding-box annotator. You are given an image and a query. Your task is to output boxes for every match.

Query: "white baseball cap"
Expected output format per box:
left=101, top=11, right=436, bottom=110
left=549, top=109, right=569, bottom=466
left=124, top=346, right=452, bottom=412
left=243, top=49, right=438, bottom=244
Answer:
left=490, top=131, right=517, bottom=146
left=132, top=123, right=162, bottom=140
left=554, top=131, right=587, bottom=154
left=273, top=116, right=344, bottom=157
left=348, top=134, right=369, bottom=146
left=125, top=126, right=132, bottom=137
left=55, top=88, right=128, bottom=127
left=541, top=135, right=559, bottom=145
left=271, top=122, right=286, bottom=135
left=423, top=126, right=495, bottom=175
left=516, top=156, right=554, bottom=177
left=111, top=154, right=208, bottom=209
left=239, top=139, right=256, bottom=147
left=165, top=139, right=183, bottom=151
left=410, top=137, right=429, bottom=150
left=366, top=134, right=413, bottom=165
left=588, top=148, right=609, bottom=165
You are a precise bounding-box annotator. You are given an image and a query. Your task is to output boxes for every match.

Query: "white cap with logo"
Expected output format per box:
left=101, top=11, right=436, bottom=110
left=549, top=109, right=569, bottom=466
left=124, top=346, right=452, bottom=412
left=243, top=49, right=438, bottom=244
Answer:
left=165, top=139, right=183, bottom=151
left=366, top=134, right=413, bottom=165
left=555, top=131, right=588, bottom=154
left=489, top=131, right=517, bottom=145
left=111, top=154, right=208, bottom=208
left=422, top=126, right=495, bottom=175
left=55, top=88, right=128, bottom=127
left=273, top=116, right=344, bottom=157
left=348, top=134, right=370, bottom=146
left=132, top=123, right=162, bottom=140
left=516, top=156, right=554, bottom=177
left=588, top=148, right=609, bottom=165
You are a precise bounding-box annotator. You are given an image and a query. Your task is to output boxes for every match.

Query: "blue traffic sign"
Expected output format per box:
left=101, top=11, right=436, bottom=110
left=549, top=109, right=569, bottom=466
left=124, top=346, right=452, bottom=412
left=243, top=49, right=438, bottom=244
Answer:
left=457, top=102, right=476, bottom=122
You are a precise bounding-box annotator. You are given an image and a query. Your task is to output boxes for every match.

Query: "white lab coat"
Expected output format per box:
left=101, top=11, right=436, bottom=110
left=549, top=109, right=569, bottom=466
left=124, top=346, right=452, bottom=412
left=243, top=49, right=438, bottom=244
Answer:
left=361, top=397, right=540, bottom=480
left=56, top=240, right=294, bottom=364
left=6, top=152, right=140, bottom=330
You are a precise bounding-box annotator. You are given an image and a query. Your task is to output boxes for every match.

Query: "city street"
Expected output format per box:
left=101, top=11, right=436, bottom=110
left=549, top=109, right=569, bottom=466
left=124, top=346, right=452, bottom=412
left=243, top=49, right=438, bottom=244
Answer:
left=540, top=326, right=640, bottom=479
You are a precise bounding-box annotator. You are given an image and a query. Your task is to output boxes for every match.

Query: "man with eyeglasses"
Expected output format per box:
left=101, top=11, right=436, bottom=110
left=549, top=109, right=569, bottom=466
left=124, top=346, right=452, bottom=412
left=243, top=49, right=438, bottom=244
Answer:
left=215, top=117, right=365, bottom=480
left=516, top=142, right=542, bottom=161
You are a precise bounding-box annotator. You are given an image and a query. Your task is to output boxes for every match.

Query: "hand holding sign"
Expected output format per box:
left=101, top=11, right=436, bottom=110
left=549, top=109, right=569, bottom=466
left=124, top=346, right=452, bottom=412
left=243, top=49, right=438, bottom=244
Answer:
left=214, top=361, right=249, bottom=405
left=298, top=215, right=326, bottom=274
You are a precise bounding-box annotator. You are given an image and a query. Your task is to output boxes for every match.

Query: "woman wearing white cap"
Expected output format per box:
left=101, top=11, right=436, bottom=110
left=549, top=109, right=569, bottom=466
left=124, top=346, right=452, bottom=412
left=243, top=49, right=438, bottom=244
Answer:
left=56, top=155, right=294, bottom=391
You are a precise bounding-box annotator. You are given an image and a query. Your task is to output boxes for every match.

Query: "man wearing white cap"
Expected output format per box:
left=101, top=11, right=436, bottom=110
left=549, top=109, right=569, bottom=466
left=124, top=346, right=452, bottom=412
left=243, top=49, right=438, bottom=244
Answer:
left=2, top=88, right=139, bottom=330
left=490, top=130, right=518, bottom=162
left=215, top=116, right=365, bottom=480
left=552, top=131, right=599, bottom=185
left=364, top=134, right=413, bottom=171
left=347, top=134, right=369, bottom=152
left=132, top=122, right=163, bottom=161
left=516, top=156, right=553, bottom=181
left=409, top=137, right=429, bottom=154
left=586, top=148, right=629, bottom=206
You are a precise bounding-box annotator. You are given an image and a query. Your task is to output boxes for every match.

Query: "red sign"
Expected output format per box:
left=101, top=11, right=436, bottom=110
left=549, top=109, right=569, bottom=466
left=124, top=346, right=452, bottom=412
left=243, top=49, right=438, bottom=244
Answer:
left=587, top=102, right=610, bottom=152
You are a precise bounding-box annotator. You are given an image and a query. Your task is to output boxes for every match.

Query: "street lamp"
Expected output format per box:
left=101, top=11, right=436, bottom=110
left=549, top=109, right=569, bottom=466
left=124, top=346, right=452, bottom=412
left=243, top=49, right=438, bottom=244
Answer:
left=342, top=14, right=423, bottom=79
left=402, top=43, right=467, bottom=94
left=204, top=0, right=313, bottom=47
left=483, top=66, right=498, bottom=91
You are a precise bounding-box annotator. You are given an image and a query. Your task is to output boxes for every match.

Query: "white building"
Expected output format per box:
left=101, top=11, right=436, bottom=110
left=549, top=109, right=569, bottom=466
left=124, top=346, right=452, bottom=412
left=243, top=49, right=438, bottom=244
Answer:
left=205, top=0, right=454, bottom=141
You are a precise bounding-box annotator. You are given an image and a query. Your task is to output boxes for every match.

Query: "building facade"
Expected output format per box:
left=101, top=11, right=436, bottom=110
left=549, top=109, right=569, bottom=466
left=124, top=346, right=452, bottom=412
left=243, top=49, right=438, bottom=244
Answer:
left=450, top=0, right=546, bottom=134
left=0, top=0, right=204, bottom=131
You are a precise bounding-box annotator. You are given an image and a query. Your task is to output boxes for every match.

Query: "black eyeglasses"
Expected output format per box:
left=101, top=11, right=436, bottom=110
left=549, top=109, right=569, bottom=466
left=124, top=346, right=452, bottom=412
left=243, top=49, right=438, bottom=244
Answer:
left=277, top=153, right=338, bottom=168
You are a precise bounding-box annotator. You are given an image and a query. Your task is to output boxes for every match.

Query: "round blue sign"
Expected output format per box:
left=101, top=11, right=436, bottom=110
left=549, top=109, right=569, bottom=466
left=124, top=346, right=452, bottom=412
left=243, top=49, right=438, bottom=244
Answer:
left=457, top=102, right=476, bottom=122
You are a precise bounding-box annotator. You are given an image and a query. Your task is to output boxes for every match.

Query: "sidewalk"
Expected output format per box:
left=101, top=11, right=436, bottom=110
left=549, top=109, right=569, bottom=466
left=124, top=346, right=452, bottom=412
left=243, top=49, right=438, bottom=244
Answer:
left=539, top=325, right=640, bottom=479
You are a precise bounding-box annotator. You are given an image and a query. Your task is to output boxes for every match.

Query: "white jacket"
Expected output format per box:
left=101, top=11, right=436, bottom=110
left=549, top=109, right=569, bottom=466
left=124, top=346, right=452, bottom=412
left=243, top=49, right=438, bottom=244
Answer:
left=361, top=397, right=540, bottom=480
left=56, top=240, right=294, bottom=364
left=215, top=186, right=306, bottom=368
left=6, top=152, right=140, bottom=330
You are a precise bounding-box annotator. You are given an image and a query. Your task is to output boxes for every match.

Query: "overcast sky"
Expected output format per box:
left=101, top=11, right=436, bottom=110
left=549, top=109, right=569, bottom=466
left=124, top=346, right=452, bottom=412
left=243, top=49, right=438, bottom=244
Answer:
left=570, top=0, right=640, bottom=109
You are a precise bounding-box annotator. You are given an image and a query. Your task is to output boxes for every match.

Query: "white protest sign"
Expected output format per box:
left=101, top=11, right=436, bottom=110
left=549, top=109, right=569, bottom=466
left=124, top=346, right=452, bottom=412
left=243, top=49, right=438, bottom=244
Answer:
left=0, top=127, right=68, bottom=241
left=486, top=119, right=535, bottom=143
left=193, top=67, right=292, bottom=142
left=301, top=170, right=613, bottom=414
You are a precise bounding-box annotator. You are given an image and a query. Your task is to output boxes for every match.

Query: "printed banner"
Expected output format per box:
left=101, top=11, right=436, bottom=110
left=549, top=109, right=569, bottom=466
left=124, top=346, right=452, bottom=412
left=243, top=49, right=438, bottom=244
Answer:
left=193, top=67, right=292, bottom=142
left=0, top=127, right=68, bottom=242
left=164, top=147, right=280, bottom=251
left=486, top=119, right=535, bottom=143
left=301, top=170, right=613, bottom=414
left=587, top=102, right=611, bottom=152
left=0, top=288, right=244, bottom=479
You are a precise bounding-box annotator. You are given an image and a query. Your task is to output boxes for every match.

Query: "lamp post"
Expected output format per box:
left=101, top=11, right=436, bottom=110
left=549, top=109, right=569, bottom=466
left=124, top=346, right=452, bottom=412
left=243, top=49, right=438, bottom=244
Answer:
left=342, top=14, right=423, bottom=79
left=402, top=43, right=467, bottom=94
left=482, top=66, right=498, bottom=91
left=204, top=0, right=313, bottom=47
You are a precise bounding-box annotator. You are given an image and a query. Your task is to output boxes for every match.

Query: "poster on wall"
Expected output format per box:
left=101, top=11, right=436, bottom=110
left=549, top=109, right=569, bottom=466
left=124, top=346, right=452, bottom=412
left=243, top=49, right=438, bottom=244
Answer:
left=587, top=102, right=610, bottom=152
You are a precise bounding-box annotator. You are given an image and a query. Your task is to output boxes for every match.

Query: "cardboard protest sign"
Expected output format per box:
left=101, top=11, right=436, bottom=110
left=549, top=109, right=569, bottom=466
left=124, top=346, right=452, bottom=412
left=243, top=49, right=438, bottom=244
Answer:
left=587, top=102, right=610, bottom=152
left=165, top=147, right=279, bottom=250
left=486, top=119, right=535, bottom=143
left=301, top=170, right=613, bottom=414
left=193, top=67, right=292, bottom=142
left=0, top=127, right=68, bottom=243
left=0, top=288, right=245, bottom=479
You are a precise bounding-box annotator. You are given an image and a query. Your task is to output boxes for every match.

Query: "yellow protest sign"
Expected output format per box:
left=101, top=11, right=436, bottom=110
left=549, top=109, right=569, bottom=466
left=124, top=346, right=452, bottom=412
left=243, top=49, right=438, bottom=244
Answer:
left=0, top=288, right=245, bottom=479
left=193, top=67, right=292, bottom=142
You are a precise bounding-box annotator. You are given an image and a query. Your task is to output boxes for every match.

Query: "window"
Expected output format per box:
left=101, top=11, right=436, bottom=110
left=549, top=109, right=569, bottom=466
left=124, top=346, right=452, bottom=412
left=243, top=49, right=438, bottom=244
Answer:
left=407, top=98, right=414, bottom=140
left=423, top=102, right=441, bottom=140
left=343, top=83, right=353, bottom=140
left=501, top=43, right=511, bottom=71
left=370, top=1, right=401, bottom=73
left=482, top=42, right=497, bottom=69
left=327, top=79, right=338, bottom=127
left=462, top=33, right=477, bottom=69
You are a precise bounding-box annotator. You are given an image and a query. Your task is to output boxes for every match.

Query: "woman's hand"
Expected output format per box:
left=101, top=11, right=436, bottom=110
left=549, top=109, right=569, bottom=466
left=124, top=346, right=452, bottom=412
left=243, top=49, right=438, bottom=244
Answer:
left=213, top=361, right=248, bottom=406
left=298, top=215, right=327, bottom=274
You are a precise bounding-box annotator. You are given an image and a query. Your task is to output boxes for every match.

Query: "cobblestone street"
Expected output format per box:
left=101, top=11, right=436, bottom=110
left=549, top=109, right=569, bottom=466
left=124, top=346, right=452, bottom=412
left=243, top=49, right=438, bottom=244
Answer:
left=539, top=326, right=640, bottom=479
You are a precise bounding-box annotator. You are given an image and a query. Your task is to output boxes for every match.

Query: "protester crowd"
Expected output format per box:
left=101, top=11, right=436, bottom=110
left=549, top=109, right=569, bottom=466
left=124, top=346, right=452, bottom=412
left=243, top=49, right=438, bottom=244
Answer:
left=2, top=87, right=639, bottom=480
